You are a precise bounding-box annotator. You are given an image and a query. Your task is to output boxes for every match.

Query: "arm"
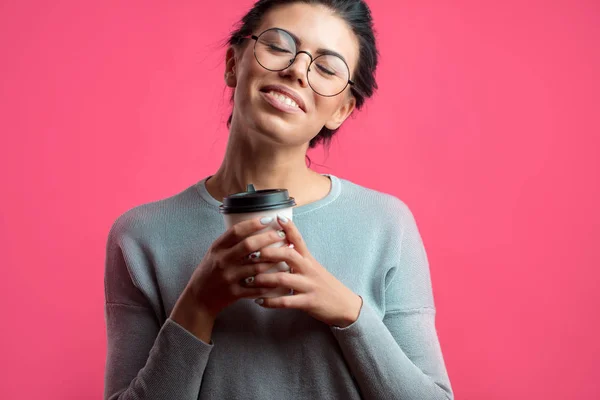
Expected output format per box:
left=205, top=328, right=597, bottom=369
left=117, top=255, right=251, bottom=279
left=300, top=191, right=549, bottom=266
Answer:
left=104, top=221, right=213, bottom=400
left=330, top=204, right=454, bottom=400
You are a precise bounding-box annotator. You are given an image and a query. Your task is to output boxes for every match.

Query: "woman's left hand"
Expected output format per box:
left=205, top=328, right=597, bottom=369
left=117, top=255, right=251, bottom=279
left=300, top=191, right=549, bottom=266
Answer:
left=249, top=215, right=363, bottom=328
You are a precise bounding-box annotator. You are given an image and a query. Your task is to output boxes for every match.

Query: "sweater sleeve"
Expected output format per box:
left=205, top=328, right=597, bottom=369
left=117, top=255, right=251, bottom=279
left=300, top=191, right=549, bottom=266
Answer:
left=330, top=204, right=454, bottom=400
left=103, top=219, right=213, bottom=400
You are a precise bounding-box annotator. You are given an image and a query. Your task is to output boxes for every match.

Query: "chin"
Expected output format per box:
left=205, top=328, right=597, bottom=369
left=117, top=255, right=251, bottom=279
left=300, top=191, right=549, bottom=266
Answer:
left=255, top=118, right=293, bottom=143
left=237, top=96, right=311, bottom=145
left=249, top=114, right=305, bottom=146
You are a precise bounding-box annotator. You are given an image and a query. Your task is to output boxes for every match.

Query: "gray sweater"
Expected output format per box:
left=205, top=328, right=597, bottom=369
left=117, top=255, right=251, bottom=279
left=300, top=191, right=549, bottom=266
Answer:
left=104, top=174, right=454, bottom=400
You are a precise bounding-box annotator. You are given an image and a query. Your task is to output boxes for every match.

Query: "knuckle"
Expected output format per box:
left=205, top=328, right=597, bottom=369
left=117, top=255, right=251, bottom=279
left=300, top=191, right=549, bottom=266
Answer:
left=274, top=272, right=284, bottom=282
left=213, top=255, right=225, bottom=270
left=241, top=237, right=256, bottom=253
left=222, top=270, right=236, bottom=284
left=230, top=284, right=241, bottom=297
left=256, top=263, right=270, bottom=274
left=276, top=273, right=289, bottom=286
left=231, top=225, right=243, bottom=239
left=288, top=248, right=300, bottom=260
left=207, top=246, right=219, bottom=260
left=225, top=226, right=235, bottom=239
left=258, top=246, right=271, bottom=257
left=280, top=297, right=291, bottom=308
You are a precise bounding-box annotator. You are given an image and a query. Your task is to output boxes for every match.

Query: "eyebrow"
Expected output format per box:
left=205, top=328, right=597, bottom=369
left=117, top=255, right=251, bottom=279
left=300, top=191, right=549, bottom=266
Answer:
left=284, top=28, right=349, bottom=64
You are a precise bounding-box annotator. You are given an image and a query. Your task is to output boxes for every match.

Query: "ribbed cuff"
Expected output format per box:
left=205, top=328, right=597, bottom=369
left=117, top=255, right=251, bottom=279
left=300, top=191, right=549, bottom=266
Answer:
left=330, top=299, right=380, bottom=339
left=159, top=318, right=214, bottom=363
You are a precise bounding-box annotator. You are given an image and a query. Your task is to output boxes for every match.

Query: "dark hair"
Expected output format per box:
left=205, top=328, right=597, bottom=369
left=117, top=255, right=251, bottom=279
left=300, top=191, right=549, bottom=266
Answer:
left=225, top=0, right=379, bottom=152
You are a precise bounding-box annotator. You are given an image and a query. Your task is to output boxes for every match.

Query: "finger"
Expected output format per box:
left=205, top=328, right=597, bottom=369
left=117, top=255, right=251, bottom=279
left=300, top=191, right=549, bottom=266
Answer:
left=232, top=285, right=279, bottom=299
left=276, top=214, right=309, bottom=257
left=223, top=262, right=277, bottom=284
left=214, top=216, right=275, bottom=249
left=253, top=271, right=311, bottom=293
left=255, top=293, right=309, bottom=309
left=226, top=228, right=287, bottom=263
left=255, top=245, right=306, bottom=273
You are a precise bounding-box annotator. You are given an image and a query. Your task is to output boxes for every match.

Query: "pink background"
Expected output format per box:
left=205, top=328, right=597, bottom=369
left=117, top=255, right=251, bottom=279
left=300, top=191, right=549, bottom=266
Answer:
left=1, top=0, right=599, bottom=398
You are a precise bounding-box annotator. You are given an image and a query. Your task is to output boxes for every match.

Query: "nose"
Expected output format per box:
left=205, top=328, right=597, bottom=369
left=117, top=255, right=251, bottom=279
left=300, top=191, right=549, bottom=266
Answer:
left=278, top=51, right=312, bottom=88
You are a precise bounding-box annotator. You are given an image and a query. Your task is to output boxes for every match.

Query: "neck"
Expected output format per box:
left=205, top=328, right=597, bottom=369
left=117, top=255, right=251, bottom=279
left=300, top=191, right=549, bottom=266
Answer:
left=206, top=125, right=329, bottom=207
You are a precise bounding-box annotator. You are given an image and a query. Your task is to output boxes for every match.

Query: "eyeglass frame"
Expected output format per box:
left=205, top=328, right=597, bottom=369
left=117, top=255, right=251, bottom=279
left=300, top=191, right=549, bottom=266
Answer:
left=236, top=27, right=355, bottom=97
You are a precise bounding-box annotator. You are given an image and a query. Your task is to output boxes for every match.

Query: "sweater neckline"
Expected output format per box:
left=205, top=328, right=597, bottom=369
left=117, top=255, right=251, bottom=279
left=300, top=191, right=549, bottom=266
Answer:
left=195, top=174, right=341, bottom=216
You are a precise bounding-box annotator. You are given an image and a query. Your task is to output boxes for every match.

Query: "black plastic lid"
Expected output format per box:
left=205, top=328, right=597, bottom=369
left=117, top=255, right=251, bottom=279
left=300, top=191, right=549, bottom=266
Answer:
left=219, top=183, right=296, bottom=214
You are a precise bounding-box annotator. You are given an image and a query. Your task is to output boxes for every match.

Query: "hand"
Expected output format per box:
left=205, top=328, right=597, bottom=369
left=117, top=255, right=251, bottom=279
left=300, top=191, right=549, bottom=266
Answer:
left=174, top=218, right=285, bottom=320
left=248, top=215, right=363, bottom=328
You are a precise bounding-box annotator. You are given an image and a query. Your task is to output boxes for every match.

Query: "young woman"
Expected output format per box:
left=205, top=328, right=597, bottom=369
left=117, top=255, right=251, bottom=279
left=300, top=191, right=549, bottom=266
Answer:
left=104, top=1, right=454, bottom=399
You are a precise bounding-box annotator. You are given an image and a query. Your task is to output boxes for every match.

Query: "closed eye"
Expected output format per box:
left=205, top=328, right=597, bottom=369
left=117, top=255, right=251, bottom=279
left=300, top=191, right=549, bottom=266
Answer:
left=268, top=44, right=292, bottom=53
left=316, top=63, right=336, bottom=76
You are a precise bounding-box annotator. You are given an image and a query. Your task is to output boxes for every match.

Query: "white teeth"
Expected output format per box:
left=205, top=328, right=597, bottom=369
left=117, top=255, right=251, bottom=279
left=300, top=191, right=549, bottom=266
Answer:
left=268, top=91, right=299, bottom=108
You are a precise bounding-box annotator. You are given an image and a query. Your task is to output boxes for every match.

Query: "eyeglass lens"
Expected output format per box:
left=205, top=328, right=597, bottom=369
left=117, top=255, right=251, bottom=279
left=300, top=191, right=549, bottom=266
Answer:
left=254, top=28, right=350, bottom=96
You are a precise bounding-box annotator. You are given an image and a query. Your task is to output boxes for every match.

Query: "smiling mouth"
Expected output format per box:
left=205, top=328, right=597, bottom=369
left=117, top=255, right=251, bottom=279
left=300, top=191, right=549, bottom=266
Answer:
left=259, top=90, right=305, bottom=114
left=259, top=86, right=306, bottom=113
left=264, top=90, right=300, bottom=109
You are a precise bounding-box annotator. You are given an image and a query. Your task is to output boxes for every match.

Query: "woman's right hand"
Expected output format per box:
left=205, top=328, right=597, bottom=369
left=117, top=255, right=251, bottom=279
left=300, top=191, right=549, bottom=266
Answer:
left=170, top=216, right=286, bottom=341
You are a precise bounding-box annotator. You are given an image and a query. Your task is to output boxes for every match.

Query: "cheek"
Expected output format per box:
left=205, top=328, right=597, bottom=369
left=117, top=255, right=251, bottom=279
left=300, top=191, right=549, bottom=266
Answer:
left=312, top=96, right=343, bottom=119
left=234, top=48, right=264, bottom=87
left=233, top=61, right=265, bottom=105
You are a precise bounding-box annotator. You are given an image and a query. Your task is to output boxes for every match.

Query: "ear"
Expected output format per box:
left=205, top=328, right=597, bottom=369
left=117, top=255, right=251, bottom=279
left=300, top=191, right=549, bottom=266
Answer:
left=224, top=46, right=237, bottom=88
left=324, top=95, right=356, bottom=130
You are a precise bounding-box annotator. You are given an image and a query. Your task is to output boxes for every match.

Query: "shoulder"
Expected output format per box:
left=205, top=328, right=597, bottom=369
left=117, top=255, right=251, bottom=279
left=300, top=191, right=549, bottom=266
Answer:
left=106, top=183, right=201, bottom=246
left=335, top=176, right=416, bottom=228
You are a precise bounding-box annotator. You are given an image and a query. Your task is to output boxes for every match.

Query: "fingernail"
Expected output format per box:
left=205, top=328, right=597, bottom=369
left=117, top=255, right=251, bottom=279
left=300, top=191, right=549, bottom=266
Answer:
left=277, top=214, right=289, bottom=224
left=260, top=217, right=273, bottom=225
left=277, top=230, right=286, bottom=238
left=254, top=298, right=264, bottom=305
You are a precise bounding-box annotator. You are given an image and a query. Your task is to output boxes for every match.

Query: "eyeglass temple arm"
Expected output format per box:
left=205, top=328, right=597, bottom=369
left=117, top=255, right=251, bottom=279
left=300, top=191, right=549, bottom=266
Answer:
left=233, top=34, right=258, bottom=44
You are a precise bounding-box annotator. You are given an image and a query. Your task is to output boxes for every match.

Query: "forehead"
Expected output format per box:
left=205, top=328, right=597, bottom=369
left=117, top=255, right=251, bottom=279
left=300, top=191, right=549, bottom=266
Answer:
left=256, top=3, right=359, bottom=70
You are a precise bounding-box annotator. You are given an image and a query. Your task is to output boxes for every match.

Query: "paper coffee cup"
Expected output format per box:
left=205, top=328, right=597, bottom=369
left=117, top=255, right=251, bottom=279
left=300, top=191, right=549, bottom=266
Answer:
left=219, top=183, right=296, bottom=297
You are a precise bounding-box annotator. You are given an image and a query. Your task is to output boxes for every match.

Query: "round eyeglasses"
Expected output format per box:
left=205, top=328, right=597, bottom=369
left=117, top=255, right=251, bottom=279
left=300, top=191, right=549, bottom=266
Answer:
left=240, top=27, right=354, bottom=97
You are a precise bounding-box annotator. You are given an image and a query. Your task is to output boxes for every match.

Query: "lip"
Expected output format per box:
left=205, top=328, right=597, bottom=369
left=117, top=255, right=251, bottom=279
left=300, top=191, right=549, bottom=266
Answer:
left=260, top=84, right=307, bottom=113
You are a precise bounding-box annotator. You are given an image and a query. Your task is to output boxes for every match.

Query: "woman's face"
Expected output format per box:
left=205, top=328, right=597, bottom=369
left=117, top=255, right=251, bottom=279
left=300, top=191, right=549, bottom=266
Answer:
left=225, top=3, right=359, bottom=148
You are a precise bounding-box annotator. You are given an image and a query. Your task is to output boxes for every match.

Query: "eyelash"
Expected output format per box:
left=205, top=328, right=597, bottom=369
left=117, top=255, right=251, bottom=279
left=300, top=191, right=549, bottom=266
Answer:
left=268, top=44, right=291, bottom=53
